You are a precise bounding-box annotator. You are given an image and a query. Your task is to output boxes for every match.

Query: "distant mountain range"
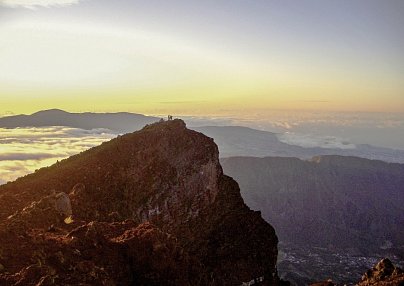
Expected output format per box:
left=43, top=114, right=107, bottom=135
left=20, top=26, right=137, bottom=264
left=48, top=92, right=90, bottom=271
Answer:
left=221, top=155, right=404, bottom=284
left=194, top=126, right=404, bottom=163
left=1, top=109, right=404, bottom=163
left=0, top=109, right=160, bottom=133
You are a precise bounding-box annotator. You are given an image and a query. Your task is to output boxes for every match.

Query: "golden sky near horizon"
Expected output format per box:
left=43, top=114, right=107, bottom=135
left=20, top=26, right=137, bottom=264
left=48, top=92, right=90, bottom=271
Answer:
left=0, top=1, right=403, bottom=116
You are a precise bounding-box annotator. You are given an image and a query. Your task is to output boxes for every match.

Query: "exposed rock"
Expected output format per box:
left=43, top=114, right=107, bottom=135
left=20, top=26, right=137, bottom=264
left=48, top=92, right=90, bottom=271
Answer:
left=358, top=258, right=404, bottom=286
left=309, top=280, right=335, bottom=286
left=54, top=192, right=72, bottom=218
left=0, top=221, right=193, bottom=286
left=0, top=119, right=279, bottom=285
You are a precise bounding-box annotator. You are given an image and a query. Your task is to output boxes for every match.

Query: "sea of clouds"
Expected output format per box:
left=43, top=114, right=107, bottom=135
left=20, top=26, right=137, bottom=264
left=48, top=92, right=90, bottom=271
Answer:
left=185, top=111, right=404, bottom=151
left=1, top=111, right=403, bottom=185
left=276, top=132, right=357, bottom=150
left=0, top=126, right=116, bottom=184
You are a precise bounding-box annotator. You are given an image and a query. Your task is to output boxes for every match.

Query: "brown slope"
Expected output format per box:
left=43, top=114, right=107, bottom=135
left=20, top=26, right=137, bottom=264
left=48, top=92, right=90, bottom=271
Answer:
left=358, top=258, right=404, bottom=286
left=0, top=119, right=280, bottom=285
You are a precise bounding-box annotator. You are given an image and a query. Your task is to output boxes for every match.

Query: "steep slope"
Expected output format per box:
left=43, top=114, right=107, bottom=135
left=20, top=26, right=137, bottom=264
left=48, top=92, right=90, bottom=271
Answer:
left=221, top=156, right=404, bottom=284
left=0, top=119, right=280, bottom=285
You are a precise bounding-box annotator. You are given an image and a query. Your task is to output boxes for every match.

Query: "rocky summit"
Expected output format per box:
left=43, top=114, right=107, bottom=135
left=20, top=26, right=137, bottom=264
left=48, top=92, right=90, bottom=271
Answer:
left=0, top=119, right=280, bottom=285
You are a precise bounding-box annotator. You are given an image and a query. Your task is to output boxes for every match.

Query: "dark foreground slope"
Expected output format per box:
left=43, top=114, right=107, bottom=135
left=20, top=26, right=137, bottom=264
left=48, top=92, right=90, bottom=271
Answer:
left=221, top=156, right=404, bottom=284
left=0, top=119, right=280, bottom=285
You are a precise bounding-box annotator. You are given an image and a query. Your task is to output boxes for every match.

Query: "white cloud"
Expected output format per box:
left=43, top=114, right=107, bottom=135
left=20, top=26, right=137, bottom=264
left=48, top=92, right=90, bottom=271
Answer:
left=0, top=0, right=80, bottom=9
left=277, top=132, right=357, bottom=150
left=0, top=126, right=115, bottom=184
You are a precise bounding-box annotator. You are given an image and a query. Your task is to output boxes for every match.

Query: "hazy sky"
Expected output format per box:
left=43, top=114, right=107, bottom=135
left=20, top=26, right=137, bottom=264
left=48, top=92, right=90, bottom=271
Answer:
left=0, top=0, right=403, bottom=115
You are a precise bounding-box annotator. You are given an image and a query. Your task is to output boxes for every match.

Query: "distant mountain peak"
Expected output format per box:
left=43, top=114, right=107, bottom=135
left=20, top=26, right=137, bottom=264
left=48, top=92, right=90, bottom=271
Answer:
left=32, top=108, right=69, bottom=115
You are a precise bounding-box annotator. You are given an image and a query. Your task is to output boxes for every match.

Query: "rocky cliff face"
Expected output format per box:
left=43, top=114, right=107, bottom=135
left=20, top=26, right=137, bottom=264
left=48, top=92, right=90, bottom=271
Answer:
left=358, top=258, right=404, bottom=286
left=0, top=119, right=280, bottom=285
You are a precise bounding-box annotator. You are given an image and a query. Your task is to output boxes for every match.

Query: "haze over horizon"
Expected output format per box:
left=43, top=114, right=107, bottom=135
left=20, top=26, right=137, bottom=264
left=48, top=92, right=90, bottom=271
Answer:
left=1, top=0, right=403, bottom=116
left=1, top=108, right=404, bottom=186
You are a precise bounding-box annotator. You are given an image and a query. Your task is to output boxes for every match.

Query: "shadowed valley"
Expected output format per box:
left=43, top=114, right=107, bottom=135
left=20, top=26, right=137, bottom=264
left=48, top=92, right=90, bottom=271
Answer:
left=221, top=156, right=404, bottom=285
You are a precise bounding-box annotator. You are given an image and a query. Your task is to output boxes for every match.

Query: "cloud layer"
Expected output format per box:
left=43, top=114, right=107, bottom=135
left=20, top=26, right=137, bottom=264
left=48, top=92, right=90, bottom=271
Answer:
left=217, top=111, right=404, bottom=151
left=1, top=111, right=403, bottom=185
left=0, top=0, right=80, bottom=9
left=277, top=133, right=357, bottom=150
left=0, top=126, right=115, bottom=184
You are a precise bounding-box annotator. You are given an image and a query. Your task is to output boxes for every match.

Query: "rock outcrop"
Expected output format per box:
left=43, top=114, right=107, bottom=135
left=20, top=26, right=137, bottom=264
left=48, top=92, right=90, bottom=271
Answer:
left=358, top=258, right=404, bottom=286
left=0, top=119, right=280, bottom=285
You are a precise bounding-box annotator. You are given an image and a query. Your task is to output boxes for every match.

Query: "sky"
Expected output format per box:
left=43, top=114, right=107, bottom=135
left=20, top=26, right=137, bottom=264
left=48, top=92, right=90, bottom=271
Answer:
left=0, top=0, right=403, bottom=116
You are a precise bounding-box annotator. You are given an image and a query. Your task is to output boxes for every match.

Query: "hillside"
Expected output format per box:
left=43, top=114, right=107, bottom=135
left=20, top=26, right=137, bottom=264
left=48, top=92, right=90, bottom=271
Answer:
left=0, top=120, right=280, bottom=285
left=221, top=156, right=404, bottom=284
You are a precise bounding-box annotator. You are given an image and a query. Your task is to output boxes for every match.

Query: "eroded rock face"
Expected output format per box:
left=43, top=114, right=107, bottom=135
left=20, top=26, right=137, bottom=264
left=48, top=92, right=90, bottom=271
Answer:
left=0, top=119, right=279, bottom=285
left=0, top=221, right=195, bottom=286
left=358, top=258, right=404, bottom=286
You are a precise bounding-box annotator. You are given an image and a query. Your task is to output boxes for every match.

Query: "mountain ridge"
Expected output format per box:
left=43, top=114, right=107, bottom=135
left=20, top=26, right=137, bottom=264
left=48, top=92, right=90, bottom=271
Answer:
left=0, top=109, right=160, bottom=132
left=221, top=155, right=404, bottom=250
left=194, top=126, right=404, bottom=163
left=0, top=119, right=281, bottom=285
left=1, top=109, right=404, bottom=164
left=221, top=155, right=404, bottom=284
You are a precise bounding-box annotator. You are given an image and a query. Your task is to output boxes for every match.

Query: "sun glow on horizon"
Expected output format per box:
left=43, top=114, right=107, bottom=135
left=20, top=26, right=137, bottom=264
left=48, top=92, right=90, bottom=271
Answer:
left=0, top=1, right=403, bottom=115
